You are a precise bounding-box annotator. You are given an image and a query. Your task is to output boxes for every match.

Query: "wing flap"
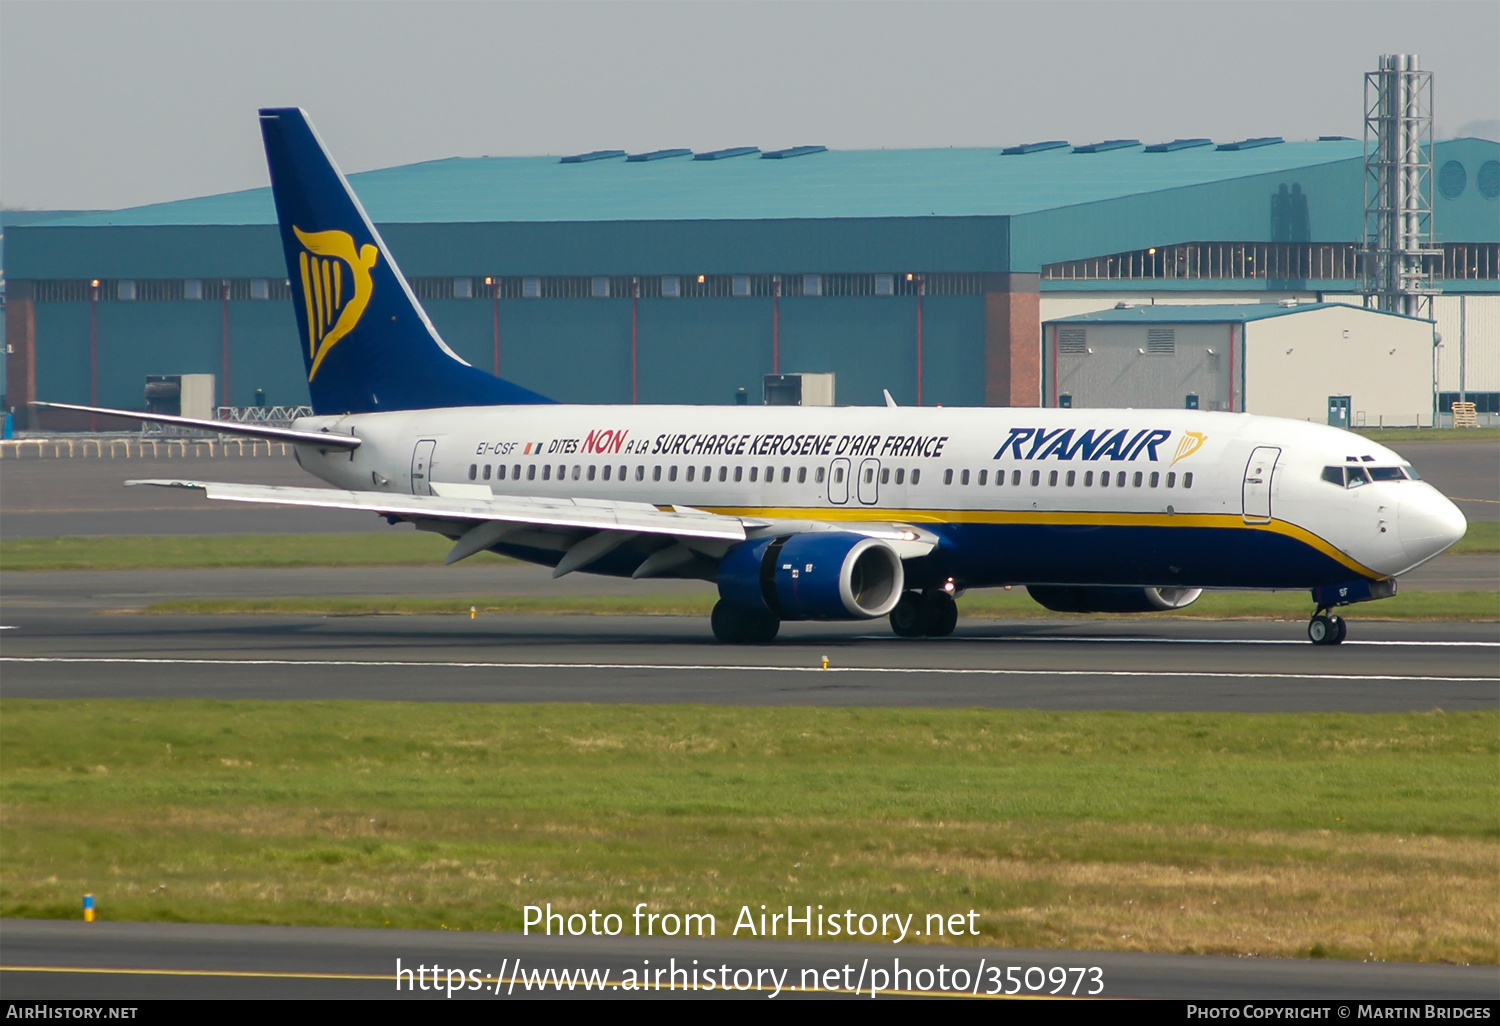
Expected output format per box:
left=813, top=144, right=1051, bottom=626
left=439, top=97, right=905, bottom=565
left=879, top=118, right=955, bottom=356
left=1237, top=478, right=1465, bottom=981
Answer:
left=126, top=479, right=747, bottom=541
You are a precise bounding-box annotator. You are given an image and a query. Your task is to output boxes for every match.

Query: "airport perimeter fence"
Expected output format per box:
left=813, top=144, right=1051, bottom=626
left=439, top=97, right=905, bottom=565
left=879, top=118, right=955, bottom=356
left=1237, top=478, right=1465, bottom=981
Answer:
left=0, top=436, right=293, bottom=460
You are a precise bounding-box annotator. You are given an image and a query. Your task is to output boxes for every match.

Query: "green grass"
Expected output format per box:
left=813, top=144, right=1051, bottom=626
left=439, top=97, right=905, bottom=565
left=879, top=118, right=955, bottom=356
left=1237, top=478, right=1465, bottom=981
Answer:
left=1, top=701, right=1494, bottom=962
left=1453, top=520, right=1498, bottom=554
left=139, top=589, right=1499, bottom=621
left=0, top=532, right=504, bottom=571
left=1352, top=426, right=1500, bottom=442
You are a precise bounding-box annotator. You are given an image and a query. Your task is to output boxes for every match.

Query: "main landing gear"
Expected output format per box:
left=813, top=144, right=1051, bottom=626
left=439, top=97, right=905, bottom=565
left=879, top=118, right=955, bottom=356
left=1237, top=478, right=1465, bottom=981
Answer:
left=710, top=600, right=780, bottom=644
left=1307, top=610, right=1347, bottom=646
left=889, top=589, right=958, bottom=639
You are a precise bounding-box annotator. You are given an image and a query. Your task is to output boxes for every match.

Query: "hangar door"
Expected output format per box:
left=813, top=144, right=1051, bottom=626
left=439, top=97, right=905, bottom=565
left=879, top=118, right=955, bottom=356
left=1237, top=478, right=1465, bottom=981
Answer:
left=1242, top=446, right=1280, bottom=523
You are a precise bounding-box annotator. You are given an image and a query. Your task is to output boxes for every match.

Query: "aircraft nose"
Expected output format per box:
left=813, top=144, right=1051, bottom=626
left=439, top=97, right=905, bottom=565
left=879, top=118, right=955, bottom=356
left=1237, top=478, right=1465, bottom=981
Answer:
left=1398, top=486, right=1467, bottom=566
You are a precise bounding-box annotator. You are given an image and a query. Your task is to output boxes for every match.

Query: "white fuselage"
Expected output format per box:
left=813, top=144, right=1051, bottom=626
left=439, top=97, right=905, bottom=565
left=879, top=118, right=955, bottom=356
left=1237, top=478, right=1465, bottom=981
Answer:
left=291, top=405, right=1466, bottom=589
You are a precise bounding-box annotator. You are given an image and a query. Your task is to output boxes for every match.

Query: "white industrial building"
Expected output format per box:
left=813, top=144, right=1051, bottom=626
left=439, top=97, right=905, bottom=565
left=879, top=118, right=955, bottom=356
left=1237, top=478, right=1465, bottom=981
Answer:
left=1042, top=302, right=1439, bottom=427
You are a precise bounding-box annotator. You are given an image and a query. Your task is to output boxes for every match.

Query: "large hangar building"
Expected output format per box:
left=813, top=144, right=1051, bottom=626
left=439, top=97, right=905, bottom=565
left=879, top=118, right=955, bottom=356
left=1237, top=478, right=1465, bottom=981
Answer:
left=4, top=134, right=1497, bottom=427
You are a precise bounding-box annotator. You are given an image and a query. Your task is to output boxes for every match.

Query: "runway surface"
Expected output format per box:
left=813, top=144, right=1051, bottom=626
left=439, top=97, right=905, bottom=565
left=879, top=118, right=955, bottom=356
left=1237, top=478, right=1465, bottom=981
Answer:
left=2, top=437, right=1495, bottom=538
left=3, top=920, right=1493, bottom=1000
left=3, top=591, right=1494, bottom=710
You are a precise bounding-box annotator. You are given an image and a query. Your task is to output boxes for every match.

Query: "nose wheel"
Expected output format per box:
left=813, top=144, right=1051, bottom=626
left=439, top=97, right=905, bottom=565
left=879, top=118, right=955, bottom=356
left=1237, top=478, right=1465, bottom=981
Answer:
left=1308, top=611, right=1347, bottom=646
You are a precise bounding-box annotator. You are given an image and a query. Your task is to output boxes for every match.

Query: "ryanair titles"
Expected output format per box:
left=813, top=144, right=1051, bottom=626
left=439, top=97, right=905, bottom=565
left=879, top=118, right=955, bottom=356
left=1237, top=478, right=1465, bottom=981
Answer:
left=994, top=427, right=1175, bottom=462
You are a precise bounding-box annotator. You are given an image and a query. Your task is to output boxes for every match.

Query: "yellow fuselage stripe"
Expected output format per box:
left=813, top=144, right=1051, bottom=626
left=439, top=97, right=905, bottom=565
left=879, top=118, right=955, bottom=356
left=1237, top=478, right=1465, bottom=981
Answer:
left=698, top=506, right=1381, bottom=580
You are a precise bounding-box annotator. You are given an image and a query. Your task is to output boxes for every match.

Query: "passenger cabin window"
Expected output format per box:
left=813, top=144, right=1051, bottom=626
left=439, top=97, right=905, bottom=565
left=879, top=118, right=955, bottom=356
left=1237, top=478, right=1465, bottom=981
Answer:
left=468, top=464, right=477, bottom=480
left=635, top=466, right=644, bottom=481
left=602, top=465, right=611, bottom=481
left=978, top=470, right=988, bottom=485
left=542, top=465, right=551, bottom=481
left=587, top=466, right=596, bottom=481
left=1085, top=470, right=1094, bottom=486
left=895, top=468, right=904, bottom=485
left=960, top=469, right=970, bottom=485
left=815, top=467, right=825, bottom=484
left=484, top=465, right=493, bottom=480
left=666, top=466, right=674, bottom=481
left=1011, top=470, right=1021, bottom=486
left=572, top=466, right=581, bottom=480
left=943, top=469, right=953, bottom=485
left=617, top=465, right=625, bottom=480
left=1116, top=471, right=1126, bottom=487
left=1100, top=471, right=1109, bottom=487
left=1066, top=470, right=1076, bottom=486
left=1149, top=472, right=1159, bottom=487
left=735, top=466, right=744, bottom=482
left=1030, top=470, right=1040, bottom=486
left=797, top=467, right=807, bottom=483
left=1182, top=472, right=1194, bottom=488
left=831, top=467, right=842, bottom=483
left=751, top=467, right=760, bottom=482
left=1048, top=470, right=1058, bottom=486
left=686, top=466, right=696, bottom=482
left=911, top=469, right=920, bottom=484
left=1133, top=472, right=1143, bottom=487
left=783, top=468, right=792, bottom=483
left=881, top=468, right=890, bottom=484
left=1165, top=472, right=1175, bottom=487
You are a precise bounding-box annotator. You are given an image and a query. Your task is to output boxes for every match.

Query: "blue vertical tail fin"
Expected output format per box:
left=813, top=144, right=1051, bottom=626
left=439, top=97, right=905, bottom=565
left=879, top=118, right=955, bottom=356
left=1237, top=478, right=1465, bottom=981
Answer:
left=258, top=107, right=552, bottom=414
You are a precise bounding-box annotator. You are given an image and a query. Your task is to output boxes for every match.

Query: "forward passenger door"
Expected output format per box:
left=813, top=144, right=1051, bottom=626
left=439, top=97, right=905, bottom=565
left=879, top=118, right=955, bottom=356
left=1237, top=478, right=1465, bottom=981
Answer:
left=1242, top=446, right=1280, bottom=523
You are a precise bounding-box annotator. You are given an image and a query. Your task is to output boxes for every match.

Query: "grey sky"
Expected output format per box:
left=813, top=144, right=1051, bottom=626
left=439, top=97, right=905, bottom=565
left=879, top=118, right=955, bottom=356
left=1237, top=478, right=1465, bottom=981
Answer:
left=2, top=0, right=1497, bottom=211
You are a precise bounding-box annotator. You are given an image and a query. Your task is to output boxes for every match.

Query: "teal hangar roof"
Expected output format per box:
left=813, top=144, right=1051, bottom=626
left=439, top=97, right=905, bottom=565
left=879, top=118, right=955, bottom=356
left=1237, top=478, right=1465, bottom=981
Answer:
left=1047, top=302, right=1433, bottom=324
left=45, top=140, right=1370, bottom=227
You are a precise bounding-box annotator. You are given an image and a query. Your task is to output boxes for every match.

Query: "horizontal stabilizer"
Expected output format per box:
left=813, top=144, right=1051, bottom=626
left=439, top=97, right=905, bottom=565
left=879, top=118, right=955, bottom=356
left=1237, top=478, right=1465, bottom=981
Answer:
left=32, top=402, right=360, bottom=449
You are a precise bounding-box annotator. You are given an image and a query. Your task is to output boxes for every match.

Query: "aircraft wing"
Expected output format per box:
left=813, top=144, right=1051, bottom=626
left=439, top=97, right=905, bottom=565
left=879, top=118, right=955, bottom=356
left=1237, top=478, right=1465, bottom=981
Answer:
left=127, top=478, right=748, bottom=575
left=127, top=479, right=938, bottom=574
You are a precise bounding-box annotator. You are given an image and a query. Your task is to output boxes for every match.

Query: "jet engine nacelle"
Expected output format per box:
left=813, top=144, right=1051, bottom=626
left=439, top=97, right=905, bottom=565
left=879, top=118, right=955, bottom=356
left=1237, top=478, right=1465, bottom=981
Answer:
left=718, top=532, right=904, bottom=620
left=1026, top=585, right=1203, bottom=614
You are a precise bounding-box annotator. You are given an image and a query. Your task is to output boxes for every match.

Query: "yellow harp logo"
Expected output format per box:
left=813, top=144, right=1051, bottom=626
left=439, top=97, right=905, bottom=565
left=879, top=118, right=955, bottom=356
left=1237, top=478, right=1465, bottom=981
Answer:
left=1171, top=431, right=1207, bottom=466
left=294, top=226, right=379, bottom=381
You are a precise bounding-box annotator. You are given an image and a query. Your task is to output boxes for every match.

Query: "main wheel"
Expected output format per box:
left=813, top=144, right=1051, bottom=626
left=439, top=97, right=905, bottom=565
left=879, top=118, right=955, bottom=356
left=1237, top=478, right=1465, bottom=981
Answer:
left=889, top=592, right=926, bottom=638
left=710, top=600, right=779, bottom=644
left=922, top=590, right=959, bottom=638
left=1330, top=615, right=1347, bottom=645
left=1308, top=613, right=1334, bottom=645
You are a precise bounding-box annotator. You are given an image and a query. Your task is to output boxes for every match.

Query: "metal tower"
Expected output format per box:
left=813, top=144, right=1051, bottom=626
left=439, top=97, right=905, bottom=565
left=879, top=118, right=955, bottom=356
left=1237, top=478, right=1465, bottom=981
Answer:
left=1362, top=54, right=1441, bottom=318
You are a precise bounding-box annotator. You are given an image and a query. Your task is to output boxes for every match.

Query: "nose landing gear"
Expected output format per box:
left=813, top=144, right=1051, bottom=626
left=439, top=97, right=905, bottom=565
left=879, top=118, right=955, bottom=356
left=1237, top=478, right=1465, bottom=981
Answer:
left=1308, top=610, right=1347, bottom=645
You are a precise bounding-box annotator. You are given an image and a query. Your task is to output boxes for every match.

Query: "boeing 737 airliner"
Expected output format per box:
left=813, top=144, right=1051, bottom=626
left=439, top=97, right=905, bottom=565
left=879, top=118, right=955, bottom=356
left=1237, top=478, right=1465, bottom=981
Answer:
left=41, top=108, right=1468, bottom=646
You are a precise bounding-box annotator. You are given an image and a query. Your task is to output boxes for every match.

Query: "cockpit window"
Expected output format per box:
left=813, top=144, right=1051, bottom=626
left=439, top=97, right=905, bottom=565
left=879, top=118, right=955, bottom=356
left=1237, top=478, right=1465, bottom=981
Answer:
left=1324, top=466, right=1379, bottom=487
left=1403, top=464, right=1422, bottom=481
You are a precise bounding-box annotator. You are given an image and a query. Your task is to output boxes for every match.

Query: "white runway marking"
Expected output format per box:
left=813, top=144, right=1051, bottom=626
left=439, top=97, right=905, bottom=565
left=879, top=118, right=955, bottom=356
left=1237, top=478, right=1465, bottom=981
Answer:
left=855, top=635, right=1500, bottom=648
left=2, top=656, right=1492, bottom=684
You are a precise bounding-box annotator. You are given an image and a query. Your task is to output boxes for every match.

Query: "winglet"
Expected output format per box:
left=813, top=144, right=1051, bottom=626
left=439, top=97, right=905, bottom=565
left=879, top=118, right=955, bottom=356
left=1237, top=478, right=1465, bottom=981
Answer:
left=883, top=389, right=898, bottom=408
